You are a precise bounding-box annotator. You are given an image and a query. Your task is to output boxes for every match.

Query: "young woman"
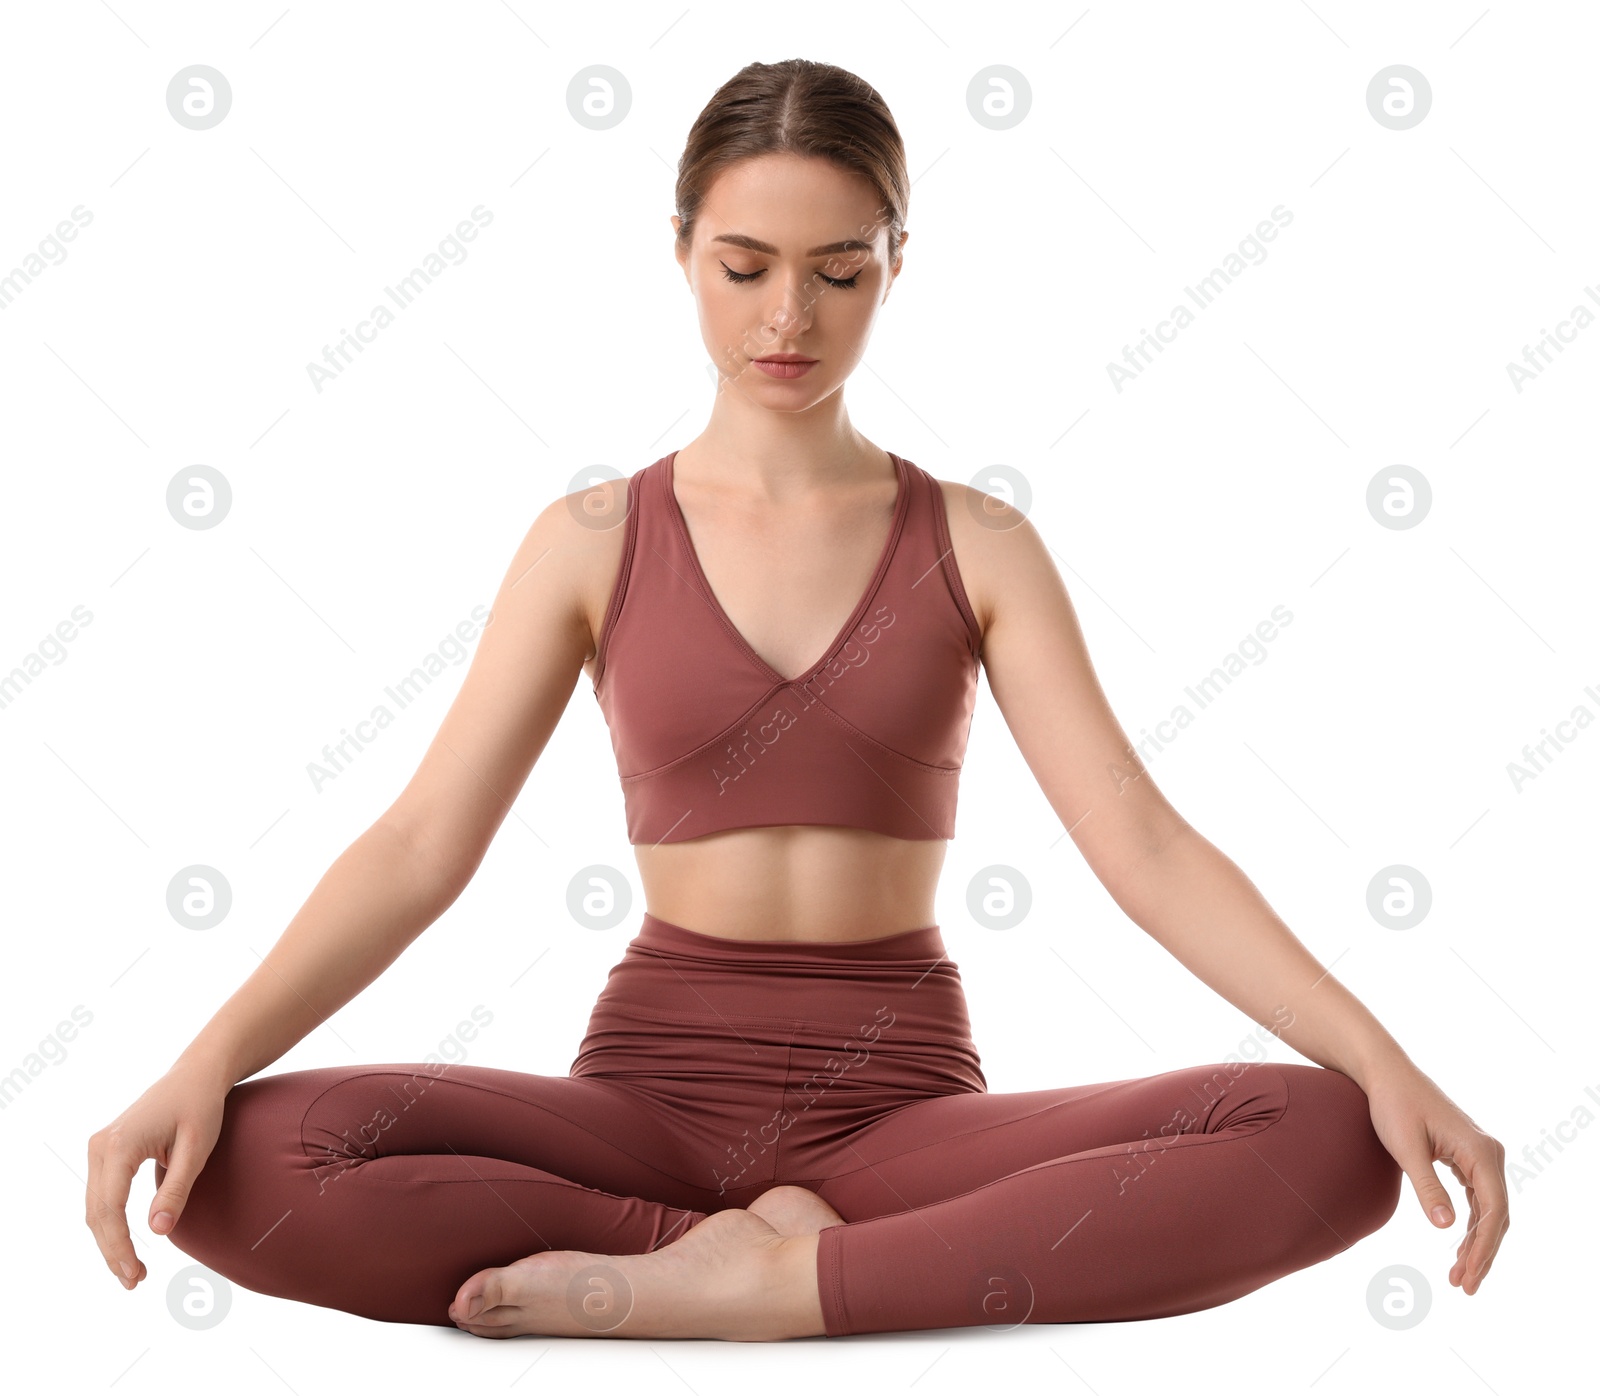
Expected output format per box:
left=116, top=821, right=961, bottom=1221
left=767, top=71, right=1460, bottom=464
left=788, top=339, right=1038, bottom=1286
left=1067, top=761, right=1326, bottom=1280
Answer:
left=86, top=58, right=1509, bottom=1340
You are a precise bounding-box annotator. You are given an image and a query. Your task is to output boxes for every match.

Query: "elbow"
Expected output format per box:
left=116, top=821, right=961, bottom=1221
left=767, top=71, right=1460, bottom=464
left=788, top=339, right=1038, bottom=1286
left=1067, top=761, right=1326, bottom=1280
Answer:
left=1087, top=813, right=1195, bottom=915
left=376, top=817, right=478, bottom=905
left=1141, top=813, right=1194, bottom=864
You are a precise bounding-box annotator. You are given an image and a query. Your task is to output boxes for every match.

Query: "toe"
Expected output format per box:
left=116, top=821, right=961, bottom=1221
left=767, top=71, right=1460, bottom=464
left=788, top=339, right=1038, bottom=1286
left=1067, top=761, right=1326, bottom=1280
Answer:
left=451, top=1269, right=501, bottom=1322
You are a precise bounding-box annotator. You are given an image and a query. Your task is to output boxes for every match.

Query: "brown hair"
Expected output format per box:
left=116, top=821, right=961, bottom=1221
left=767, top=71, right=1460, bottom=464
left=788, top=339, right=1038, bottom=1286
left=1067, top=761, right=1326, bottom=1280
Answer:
left=674, top=59, right=908, bottom=270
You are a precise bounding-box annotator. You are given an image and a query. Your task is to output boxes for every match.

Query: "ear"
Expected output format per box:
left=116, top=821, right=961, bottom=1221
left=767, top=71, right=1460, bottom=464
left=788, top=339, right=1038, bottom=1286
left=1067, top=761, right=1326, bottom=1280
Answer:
left=882, top=230, right=908, bottom=302
left=672, top=216, right=690, bottom=281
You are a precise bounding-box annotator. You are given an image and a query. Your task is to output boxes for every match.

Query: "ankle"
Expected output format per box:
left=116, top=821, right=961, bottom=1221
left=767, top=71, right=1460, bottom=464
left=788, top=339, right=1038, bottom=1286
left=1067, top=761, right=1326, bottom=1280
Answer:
left=768, top=1233, right=826, bottom=1340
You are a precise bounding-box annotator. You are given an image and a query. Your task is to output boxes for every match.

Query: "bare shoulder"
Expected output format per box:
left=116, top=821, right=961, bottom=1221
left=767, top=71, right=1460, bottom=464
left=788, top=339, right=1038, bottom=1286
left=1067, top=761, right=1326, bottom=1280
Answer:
left=528, top=474, right=634, bottom=668
left=474, top=477, right=627, bottom=669
left=929, top=472, right=1054, bottom=652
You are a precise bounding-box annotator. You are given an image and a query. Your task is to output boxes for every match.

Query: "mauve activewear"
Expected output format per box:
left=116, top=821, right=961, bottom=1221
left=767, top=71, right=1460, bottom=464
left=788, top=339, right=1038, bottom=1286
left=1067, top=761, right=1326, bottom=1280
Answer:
left=165, top=451, right=1402, bottom=1333
left=593, top=450, right=981, bottom=844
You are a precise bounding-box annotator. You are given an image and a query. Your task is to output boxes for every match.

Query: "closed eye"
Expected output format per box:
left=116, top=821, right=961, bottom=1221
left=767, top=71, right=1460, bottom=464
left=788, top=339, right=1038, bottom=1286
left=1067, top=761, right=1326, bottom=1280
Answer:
left=720, top=263, right=860, bottom=289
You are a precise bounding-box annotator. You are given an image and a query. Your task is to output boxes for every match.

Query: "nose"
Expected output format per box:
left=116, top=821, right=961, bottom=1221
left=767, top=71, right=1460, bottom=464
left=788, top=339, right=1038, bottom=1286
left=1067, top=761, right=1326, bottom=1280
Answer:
left=764, top=277, right=815, bottom=340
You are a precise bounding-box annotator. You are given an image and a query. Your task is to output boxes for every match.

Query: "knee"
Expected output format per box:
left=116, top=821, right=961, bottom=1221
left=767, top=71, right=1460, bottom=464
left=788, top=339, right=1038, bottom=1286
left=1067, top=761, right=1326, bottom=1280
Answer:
left=166, top=1072, right=334, bottom=1297
left=1284, top=1064, right=1403, bottom=1239
left=165, top=1084, right=261, bottom=1269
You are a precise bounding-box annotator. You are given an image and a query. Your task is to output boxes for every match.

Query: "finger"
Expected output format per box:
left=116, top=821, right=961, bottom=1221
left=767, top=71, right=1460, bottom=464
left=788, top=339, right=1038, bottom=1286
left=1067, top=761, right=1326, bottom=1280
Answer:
left=1395, top=1148, right=1455, bottom=1228
left=1449, top=1184, right=1480, bottom=1284
left=1455, top=1177, right=1495, bottom=1290
left=1440, top=1157, right=1478, bottom=1283
left=1445, top=1151, right=1494, bottom=1291
left=148, top=1128, right=205, bottom=1236
left=1452, top=1193, right=1477, bottom=1261
left=1456, top=1143, right=1510, bottom=1294
left=86, top=1136, right=146, bottom=1288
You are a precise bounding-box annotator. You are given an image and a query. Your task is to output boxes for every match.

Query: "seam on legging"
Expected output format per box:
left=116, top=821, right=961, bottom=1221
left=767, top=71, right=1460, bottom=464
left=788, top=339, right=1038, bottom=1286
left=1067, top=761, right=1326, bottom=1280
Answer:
left=814, top=1090, right=1113, bottom=1186
left=1224, top=1065, right=1358, bottom=1251
left=775, top=1035, right=795, bottom=1178
left=591, top=1002, right=812, bottom=1028
left=812, top=1064, right=1295, bottom=1216
left=597, top=995, right=896, bottom=1037
left=294, top=1068, right=720, bottom=1194
left=825, top=1225, right=848, bottom=1335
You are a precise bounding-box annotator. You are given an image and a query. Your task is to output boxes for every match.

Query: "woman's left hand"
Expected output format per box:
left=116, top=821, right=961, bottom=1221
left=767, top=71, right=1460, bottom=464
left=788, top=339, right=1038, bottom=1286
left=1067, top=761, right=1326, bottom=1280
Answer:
left=1362, top=1064, right=1509, bottom=1296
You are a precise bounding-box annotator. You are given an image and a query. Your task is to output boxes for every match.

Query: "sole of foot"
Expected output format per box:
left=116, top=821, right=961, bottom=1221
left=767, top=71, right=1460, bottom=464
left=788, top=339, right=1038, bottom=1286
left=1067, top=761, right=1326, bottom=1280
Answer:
left=448, top=1205, right=828, bottom=1341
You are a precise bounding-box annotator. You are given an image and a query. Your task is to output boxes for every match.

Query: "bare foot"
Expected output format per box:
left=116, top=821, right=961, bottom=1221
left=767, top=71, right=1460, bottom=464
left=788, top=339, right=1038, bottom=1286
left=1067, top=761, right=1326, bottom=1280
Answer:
left=747, top=1184, right=845, bottom=1236
left=448, top=1206, right=826, bottom=1341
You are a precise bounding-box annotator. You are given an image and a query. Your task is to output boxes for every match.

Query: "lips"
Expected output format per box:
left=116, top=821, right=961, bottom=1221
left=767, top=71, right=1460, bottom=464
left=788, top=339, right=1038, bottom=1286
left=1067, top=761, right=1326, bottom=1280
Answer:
left=754, top=354, right=817, bottom=363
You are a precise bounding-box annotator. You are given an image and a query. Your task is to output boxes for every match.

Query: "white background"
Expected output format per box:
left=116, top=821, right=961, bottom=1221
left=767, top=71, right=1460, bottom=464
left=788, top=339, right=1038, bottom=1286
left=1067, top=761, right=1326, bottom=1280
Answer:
left=2, top=1, right=1594, bottom=1390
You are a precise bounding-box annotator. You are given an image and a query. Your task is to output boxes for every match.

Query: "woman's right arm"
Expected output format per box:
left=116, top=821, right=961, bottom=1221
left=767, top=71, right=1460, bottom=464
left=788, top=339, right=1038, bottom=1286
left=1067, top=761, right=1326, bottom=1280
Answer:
left=85, top=483, right=625, bottom=1290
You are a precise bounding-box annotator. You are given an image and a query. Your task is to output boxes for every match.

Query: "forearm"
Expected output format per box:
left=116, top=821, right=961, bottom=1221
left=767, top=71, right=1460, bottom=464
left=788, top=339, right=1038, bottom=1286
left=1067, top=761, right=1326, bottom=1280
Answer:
left=170, top=819, right=468, bottom=1091
left=1106, top=823, right=1414, bottom=1091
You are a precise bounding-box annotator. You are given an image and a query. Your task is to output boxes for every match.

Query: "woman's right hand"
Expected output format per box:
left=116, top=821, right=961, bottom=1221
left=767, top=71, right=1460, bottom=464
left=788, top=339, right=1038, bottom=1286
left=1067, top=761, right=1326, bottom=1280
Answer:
left=85, top=1063, right=228, bottom=1290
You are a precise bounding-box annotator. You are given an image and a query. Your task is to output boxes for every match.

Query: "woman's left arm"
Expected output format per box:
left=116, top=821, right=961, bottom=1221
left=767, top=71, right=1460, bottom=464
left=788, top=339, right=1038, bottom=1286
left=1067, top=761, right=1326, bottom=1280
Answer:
left=1109, top=823, right=1510, bottom=1298
left=951, top=481, right=1510, bottom=1297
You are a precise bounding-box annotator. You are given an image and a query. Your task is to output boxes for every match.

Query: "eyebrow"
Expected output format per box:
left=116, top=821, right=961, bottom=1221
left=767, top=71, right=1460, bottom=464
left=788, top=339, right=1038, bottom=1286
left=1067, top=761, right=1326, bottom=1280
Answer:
left=710, top=233, right=875, bottom=257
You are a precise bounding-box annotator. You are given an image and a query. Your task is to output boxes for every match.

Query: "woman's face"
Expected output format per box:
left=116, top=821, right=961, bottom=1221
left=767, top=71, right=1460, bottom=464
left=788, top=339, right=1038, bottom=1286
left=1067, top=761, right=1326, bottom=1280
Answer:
left=673, top=153, right=904, bottom=406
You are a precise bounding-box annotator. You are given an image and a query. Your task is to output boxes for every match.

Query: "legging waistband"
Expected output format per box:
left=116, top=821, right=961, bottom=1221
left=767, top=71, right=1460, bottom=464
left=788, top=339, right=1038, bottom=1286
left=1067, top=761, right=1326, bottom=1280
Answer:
left=575, top=911, right=985, bottom=1098
left=634, top=912, right=947, bottom=964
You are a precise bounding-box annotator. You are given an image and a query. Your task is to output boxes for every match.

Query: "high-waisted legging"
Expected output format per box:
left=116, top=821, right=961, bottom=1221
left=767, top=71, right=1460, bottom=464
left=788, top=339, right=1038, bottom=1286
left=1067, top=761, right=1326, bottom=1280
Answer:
left=167, top=913, right=1402, bottom=1334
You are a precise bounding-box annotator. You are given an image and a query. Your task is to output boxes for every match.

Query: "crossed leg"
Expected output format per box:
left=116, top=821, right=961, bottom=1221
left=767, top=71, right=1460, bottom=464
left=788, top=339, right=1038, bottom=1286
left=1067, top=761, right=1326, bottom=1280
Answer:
left=167, top=1062, right=727, bottom=1328
left=167, top=1059, right=1400, bottom=1337
left=793, top=1060, right=1404, bottom=1335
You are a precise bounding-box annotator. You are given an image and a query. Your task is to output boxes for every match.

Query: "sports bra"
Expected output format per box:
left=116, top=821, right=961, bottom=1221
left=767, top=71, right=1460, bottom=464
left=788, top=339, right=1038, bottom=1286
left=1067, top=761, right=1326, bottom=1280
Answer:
left=590, top=449, right=983, bottom=845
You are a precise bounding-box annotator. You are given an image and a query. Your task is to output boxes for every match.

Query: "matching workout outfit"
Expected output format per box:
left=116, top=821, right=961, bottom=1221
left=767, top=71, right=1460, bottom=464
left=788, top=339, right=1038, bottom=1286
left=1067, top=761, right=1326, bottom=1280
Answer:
left=168, top=450, right=1401, bottom=1333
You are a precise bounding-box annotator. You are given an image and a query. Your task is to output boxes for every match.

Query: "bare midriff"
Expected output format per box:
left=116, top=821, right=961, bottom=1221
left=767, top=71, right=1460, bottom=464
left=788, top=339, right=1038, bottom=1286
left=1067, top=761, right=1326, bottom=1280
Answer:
left=633, top=825, right=948, bottom=942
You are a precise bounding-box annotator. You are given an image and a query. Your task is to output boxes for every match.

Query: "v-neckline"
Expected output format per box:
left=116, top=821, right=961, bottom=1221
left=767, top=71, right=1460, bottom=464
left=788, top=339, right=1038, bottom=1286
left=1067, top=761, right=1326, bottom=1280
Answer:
left=663, top=449, right=910, bottom=687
